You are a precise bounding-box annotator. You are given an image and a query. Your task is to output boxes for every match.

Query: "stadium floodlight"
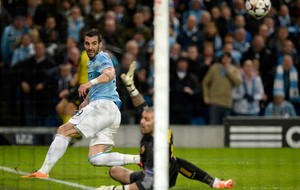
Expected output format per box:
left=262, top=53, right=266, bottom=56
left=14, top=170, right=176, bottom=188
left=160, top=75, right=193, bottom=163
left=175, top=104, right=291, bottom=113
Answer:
left=154, top=0, right=169, bottom=189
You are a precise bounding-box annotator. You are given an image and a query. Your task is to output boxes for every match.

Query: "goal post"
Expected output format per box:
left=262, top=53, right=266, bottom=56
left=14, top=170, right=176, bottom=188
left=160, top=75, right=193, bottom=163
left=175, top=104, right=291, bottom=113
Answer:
left=154, top=0, right=169, bottom=189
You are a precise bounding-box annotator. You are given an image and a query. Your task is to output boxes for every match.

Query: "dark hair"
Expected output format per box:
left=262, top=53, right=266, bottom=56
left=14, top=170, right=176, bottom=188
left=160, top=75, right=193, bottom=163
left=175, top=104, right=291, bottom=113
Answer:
left=176, top=57, right=189, bottom=64
left=222, top=52, right=232, bottom=59
left=84, top=28, right=102, bottom=43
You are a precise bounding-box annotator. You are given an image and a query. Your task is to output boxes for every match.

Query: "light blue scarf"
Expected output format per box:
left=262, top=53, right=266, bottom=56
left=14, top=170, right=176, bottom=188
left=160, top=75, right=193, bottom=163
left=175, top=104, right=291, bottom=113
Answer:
left=273, top=64, right=300, bottom=102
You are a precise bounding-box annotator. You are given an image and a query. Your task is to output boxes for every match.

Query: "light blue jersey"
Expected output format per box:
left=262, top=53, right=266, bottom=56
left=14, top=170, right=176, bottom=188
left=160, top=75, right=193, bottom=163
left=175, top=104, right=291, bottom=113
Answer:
left=88, top=51, right=121, bottom=107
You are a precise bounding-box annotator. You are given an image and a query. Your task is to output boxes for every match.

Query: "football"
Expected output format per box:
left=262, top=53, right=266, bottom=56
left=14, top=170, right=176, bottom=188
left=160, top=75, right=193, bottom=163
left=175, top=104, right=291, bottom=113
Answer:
left=245, top=0, right=271, bottom=20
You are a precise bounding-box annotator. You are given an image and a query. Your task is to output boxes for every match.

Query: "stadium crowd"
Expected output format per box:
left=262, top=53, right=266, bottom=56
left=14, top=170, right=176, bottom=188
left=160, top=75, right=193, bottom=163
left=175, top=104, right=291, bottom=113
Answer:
left=0, top=0, right=299, bottom=126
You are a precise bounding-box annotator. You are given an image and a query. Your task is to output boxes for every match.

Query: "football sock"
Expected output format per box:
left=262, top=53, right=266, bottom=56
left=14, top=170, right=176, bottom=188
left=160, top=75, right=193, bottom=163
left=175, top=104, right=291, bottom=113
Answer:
left=176, top=157, right=214, bottom=186
left=212, top=178, right=221, bottom=188
left=39, top=134, right=70, bottom=174
left=88, top=152, right=140, bottom=166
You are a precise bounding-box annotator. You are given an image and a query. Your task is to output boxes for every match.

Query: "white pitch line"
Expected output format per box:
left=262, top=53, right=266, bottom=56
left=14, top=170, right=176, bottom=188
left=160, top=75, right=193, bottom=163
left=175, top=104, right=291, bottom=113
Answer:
left=0, top=166, right=95, bottom=190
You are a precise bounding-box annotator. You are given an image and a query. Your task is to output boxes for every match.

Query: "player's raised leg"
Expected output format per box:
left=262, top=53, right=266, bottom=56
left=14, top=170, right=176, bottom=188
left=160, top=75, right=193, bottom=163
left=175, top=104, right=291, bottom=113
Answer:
left=81, top=103, right=140, bottom=168
left=22, top=122, right=75, bottom=178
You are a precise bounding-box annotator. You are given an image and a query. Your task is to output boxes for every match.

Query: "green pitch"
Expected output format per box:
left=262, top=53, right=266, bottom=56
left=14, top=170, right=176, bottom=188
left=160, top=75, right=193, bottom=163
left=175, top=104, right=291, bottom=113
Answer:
left=0, top=146, right=299, bottom=190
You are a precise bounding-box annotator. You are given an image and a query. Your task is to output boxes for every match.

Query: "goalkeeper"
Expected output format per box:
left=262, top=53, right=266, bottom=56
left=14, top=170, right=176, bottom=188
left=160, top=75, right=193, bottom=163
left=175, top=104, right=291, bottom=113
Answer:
left=96, top=62, right=235, bottom=190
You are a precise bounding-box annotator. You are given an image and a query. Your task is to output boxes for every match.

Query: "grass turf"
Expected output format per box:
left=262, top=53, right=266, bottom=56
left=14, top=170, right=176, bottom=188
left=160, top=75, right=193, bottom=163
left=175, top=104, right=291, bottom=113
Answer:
left=0, top=146, right=299, bottom=190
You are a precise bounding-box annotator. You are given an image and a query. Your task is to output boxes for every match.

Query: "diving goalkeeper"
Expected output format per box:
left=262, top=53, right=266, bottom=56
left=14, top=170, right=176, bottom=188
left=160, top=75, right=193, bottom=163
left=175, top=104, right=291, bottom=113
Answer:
left=95, top=62, right=235, bottom=190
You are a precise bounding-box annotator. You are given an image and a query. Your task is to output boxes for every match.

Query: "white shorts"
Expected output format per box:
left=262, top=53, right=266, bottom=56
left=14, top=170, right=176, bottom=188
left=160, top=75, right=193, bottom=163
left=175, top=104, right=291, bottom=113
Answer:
left=69, top=99, right=121, bottom=147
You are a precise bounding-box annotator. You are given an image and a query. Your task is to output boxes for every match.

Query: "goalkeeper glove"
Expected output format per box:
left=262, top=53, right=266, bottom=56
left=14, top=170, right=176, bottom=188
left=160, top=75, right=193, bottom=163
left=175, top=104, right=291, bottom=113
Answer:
left=120, top=61, right=139, bottom=96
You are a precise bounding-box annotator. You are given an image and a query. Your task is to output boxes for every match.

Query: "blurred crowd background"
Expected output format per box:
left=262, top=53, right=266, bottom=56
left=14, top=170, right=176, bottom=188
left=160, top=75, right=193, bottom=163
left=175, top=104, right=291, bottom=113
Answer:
left=0, top=0, right=299, bottom=126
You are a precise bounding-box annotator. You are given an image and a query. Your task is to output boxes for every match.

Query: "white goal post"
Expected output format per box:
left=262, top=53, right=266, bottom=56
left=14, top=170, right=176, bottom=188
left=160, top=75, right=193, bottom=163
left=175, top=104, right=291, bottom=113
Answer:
left=154, top=0, right=169, bottom=189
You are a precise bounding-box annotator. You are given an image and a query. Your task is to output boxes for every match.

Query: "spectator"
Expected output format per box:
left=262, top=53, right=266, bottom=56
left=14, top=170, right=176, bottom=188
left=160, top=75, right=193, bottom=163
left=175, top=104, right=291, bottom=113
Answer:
left=132, top=30, right=150, bottom=59
left=181, top=0, right=204, bottom=25
left=78, top=0, right=92, bottom=18
left=257, top=24, right=271, bottom=47
left=216, top=4, right=235, bottom=39
left=101, top=18, right=125, bottom=55
left=198, top=10, right=212, bottom=32
left=124, top=0, right=139, bottom=26
left=288, top=17, right=300, bottom=53
left=210, top=6, right=222, bottom=21
left=203, top=21, right=222, bottom=53
left=177, top=14, right=204, bottom=52
left=203, top=0, right=234, bottom=11
left=25, top=0, right=40, bottom=18
left=19, top=41, right=56, bottom=126
left=11, top=33, right=35, bottom=68
left=169, top=42, right=182, bottom=73
left=290, top=0, right=300, bottom=18
left=104, top=10, right=117, bottom=21
left=59, top=0, right=73, bottom=17
left=67, top=6, right=85, bottom=43
left=277, top=39, right=297, bottom=66
left=202, top=52, right=242, bottom=124
left=39, top=16, right=61, bottom=49
left=141, top=5, right=153, bottom=28
left=53, top=37, right=79, bottom=67
left=0, top=2, right=12, bottom=42
left=233, top=27, right=250, bottom=53
left=223, top=32, right=234, bottom=44
left=198, top=42, right=216, bottom=82
left=242, top=35, right=276, bottom=103
left=1, top=15, right=29, bottom=68
left=33, top=0, right=58, bottom=28
left=170, top=57, right=200, bottom=124
left=111, top=1, right=129, bottom=26
left=268, top=26, right=290, bottom=55
left=54, top=62, right=74, bottom=99
left=124, top=40, right=148, bottom=71
left=232, top=0, right=247, bottom=16
left=232, top=59, right=264, bottom=116
left=275, top=4, right=295, bottom=28
left=84, top=0, right=105, bottom=29
left=186, top=44, right=201, bottom=78
left=264, top=91, right=297, bottom=117
left=169, top=6, right=180, bottom=41
left=54, top=0, right=71, bottom=43
left=233, top=14, right=252, bottom=42
left=67, top=46, right=80, bottom=68
left=0, top=2, right=12, bottom=124
left=125, top=11, right=152, bottom=42
left=216, top=42, right=242, bottom=65
left=262, top=16, right=276, bottom=40
left=273, top=54, right=300, bottom=114
left=25, top=15, right=40, bottom=43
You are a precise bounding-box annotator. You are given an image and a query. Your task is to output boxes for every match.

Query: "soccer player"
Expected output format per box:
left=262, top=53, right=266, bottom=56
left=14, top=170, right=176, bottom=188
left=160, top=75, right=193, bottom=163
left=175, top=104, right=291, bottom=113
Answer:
left=22, top=28, right=139, bottom=179
left=96, top=62, right=235, bottom=189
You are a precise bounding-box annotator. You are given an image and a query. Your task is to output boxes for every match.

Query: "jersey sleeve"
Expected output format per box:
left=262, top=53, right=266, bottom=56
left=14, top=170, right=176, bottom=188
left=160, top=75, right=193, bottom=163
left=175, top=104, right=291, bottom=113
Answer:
left=98, top=52, right=113, bottom=73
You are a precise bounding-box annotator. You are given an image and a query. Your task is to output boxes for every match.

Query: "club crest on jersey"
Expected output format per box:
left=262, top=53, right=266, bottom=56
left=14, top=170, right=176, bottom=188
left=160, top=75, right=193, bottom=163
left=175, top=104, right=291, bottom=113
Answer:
left=100, top=61, right=110, bottom=67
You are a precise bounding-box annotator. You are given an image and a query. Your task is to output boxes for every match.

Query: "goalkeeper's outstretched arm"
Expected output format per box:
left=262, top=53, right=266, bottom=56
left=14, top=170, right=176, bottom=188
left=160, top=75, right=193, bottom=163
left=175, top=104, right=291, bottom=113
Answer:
left=120, top=61, right=148, bottom=111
